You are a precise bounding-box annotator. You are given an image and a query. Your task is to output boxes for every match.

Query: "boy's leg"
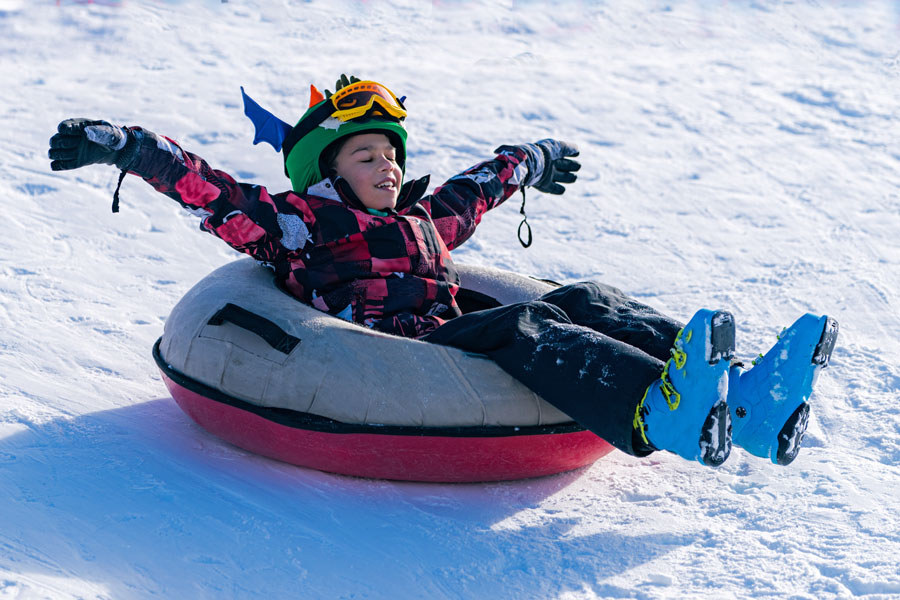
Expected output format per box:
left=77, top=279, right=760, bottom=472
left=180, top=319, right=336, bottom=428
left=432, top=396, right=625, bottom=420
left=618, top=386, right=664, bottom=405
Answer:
left=537, top=282, right=683, bottom=363
left=423, top=300, right=664, bottom=456
left=538, top=283, right=735, bottom=465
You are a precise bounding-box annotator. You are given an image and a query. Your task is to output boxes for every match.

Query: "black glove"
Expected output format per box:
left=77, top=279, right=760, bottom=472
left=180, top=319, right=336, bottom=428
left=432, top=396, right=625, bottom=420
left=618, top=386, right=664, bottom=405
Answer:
left=492, top=139, right=580, bottom=247
left=324, top=74, right=361, bottom=99
left=531, top=139, right=580, bottom=195
left=494, top=139, right=581, bottom=195
left=49, top=118, right=138, bottom=172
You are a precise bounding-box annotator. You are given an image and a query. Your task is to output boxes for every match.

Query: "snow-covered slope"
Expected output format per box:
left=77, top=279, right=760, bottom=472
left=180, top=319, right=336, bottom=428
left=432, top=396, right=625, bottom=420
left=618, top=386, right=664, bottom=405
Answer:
left=1, top=1, right=899, bottom=598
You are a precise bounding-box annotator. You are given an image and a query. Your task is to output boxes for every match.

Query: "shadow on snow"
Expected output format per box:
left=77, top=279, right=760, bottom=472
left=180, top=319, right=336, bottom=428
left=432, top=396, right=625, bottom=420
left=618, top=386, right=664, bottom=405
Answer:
left=0, top=398, right=679, bottom=598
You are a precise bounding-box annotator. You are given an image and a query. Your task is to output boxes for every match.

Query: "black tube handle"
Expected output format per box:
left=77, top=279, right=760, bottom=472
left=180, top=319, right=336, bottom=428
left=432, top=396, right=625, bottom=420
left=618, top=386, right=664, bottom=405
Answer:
left=207, top=303, right=300, bottom=355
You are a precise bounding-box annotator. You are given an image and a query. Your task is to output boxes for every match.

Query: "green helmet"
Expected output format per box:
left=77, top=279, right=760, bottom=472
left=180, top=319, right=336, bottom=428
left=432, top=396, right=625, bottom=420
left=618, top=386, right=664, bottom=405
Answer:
left=284, top=102, right=408, bottom=193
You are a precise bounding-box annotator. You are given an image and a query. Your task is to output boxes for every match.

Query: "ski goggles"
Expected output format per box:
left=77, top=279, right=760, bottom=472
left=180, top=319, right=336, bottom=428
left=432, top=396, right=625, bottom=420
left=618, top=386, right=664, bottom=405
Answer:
left=330, top=81, right=407, bottom=122
left=283, top=81, right=406, bottom=159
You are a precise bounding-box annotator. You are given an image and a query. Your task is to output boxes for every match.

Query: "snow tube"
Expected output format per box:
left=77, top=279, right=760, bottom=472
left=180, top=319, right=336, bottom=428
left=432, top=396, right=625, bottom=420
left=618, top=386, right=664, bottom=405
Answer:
left=154, top=259, right=613, bottom=482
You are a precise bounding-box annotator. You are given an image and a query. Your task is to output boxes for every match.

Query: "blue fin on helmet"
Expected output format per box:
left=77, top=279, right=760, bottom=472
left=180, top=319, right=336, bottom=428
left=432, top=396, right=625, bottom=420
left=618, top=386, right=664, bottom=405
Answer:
left=241, top=86, right=293, bottom=152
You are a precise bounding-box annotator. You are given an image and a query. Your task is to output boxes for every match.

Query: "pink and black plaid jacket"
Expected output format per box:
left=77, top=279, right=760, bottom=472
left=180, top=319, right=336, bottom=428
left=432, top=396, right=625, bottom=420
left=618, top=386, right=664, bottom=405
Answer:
left=125, top=128, right=532, bottom=338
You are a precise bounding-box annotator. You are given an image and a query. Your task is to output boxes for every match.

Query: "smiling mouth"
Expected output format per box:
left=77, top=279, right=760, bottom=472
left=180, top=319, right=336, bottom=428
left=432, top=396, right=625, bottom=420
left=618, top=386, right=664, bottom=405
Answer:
left=375, top=181, right=396, bottom=190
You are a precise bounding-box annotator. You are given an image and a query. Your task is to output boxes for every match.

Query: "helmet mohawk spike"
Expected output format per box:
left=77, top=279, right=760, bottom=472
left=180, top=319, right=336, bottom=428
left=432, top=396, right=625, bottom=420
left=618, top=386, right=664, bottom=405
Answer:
left=241, top=86, right=292, bottom=152
left=309, top=84, right=325, bottom=108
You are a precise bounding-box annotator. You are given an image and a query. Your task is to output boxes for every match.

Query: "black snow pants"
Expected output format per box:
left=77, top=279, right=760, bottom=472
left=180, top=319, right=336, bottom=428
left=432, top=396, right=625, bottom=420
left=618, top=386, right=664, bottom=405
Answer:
left=423, top=281, right=683, bottom=455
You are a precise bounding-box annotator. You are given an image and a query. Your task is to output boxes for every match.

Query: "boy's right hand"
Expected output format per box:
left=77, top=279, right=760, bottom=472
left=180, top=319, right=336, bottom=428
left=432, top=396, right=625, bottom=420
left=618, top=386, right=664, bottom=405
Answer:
left=49, top=118, right=137, bottom=171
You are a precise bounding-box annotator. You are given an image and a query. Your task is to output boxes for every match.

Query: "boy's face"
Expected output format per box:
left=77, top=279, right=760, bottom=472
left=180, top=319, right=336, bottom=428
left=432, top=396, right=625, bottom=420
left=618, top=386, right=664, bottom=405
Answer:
left=333, top=133, right=402, bottom=211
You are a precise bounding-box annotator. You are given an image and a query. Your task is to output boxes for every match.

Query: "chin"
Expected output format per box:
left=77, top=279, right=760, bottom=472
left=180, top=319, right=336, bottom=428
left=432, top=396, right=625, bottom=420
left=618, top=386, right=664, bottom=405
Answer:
left=365, top=196, right=398, bottom=211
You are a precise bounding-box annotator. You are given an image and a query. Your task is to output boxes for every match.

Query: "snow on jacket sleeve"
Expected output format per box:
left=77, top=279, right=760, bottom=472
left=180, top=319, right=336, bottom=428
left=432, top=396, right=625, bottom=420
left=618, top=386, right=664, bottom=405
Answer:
left=122, top=127, right=312, bottom=264
left=420, top=146, right=531, bottom=251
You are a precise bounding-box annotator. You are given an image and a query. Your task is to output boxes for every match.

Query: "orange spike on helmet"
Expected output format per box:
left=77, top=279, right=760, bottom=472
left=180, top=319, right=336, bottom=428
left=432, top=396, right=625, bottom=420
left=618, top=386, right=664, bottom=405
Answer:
left=308, top=84, right=324, bottom=108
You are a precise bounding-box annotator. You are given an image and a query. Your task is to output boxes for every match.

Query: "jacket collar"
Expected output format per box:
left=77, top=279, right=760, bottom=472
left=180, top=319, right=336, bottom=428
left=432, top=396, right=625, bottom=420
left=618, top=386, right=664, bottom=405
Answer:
left=395, top=175, right=431, bottom=212
left=305, top=178, right=341, bottom=202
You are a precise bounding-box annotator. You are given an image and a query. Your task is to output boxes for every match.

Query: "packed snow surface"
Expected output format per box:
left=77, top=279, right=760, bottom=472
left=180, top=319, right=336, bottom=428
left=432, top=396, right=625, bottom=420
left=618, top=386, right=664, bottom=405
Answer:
left=2, top=1, right=899, bottom=598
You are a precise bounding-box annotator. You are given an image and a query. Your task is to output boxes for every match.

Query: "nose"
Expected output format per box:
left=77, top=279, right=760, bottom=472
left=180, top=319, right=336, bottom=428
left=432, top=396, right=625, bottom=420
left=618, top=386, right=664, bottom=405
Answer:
left=377, top=155, right=393, bottom=170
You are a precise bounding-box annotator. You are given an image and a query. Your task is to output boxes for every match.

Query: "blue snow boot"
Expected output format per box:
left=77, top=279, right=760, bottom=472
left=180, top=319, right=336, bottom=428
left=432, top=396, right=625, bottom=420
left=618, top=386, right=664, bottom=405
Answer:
left=634, top=309, right=736, bottom=467
left=728, top=313, right=839, bottom=466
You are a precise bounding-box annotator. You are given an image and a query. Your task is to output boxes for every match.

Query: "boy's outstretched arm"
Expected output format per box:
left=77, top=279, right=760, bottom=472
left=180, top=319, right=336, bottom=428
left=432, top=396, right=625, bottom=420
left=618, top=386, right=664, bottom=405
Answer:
left=49, top=119, right=305, bottom=264
left=424, top=139, right=580, bottom=250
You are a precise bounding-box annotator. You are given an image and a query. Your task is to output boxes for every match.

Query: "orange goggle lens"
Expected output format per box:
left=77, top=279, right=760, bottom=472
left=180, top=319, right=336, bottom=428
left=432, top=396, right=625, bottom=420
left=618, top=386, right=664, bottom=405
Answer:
left=330, top=81, right=407, bottom=122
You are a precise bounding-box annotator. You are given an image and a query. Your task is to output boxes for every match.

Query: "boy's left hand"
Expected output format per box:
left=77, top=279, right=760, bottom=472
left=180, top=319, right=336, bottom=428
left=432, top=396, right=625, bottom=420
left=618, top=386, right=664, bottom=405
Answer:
left=495, top=139, right=581, bottom=195
left=532, top=139, right=580, bottom=195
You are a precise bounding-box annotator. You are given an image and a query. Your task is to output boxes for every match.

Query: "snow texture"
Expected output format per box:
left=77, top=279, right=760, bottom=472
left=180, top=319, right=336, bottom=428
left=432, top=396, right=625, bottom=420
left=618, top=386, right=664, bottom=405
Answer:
left=2, top=1, right=900, bottom=598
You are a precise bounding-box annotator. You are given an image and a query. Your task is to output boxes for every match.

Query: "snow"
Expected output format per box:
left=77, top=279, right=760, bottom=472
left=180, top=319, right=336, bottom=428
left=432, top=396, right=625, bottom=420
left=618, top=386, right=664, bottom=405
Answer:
left=2, top=0, right=900, bottom=598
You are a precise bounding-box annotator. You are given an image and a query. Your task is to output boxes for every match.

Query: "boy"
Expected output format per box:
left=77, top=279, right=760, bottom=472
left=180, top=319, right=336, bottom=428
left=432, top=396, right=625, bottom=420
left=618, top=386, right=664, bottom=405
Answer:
left=49, top=76, right=838, bottom=467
